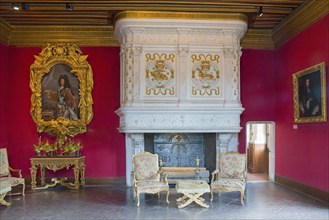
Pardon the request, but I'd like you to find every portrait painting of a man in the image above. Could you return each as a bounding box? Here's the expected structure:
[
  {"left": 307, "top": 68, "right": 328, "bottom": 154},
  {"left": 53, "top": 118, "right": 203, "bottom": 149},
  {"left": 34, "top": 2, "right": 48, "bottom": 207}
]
[
  {"left": 41, "top": 64, "right": 80, "bottom": 121},
  {"left": 298, "top": 73, "right": 321, "bottom": 117},
  {"left": 293, "top": 62, "right": 327, "bottom": 123}
]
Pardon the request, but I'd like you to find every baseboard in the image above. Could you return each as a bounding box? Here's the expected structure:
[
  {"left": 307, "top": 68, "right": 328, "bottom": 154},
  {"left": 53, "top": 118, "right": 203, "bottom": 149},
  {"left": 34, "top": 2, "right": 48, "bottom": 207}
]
[
  {"left": 24, "top": 177, "right": 126, "bottom": 187},
  {"left": 275, "top": 175, "right": 329, "bottom": 205},
  {"left": 85, "top": 177, "right": 126, "bottom": 185}
]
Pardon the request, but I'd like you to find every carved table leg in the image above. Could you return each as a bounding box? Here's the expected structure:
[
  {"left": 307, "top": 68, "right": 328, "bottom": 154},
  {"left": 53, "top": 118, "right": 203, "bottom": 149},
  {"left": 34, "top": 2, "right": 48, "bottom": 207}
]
[
  {"left": 40, "top": 166, "right": 46, "bottom": 186},
  {"left": 177, "top": 193, "right": 209, "bottom": 209},
  {"left": 176, "top": 194, "right": 188, "bottom": 202},
  {"left": 80, "top": 163, "right": 86, "bottom": 186},
  {"left": 73, "top": 166, "right": 80, "bottom": 190},
  {"left": 30, "top": 165, "right": 38, "bottom": 190}
]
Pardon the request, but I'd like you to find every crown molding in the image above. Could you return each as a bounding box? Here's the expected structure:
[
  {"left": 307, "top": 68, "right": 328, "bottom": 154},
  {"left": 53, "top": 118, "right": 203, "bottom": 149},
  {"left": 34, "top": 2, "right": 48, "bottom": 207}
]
[
  {"left": 0, "top": 25, "right": 278, "bottom": 50},
  {"left": 273, "top": 0, "right": 329, "bottom": 48},
  {"left": 114, "top": 11, "right": 248, "bottom": 23},
  {"left": 9, "top": 25, "right": 119, "bottom": 47},
  {"left": 0, "top": 18, "right": 12, "bottom": 45},
  {"left": 241, "top": 29, "right": 274, "bottom": 50}
]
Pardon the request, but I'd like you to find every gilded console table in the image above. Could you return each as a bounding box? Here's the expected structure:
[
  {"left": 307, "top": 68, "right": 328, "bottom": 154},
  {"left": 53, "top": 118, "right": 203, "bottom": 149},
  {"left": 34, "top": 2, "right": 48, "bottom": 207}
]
[{"left": 30, "top": 156, "right": 86, "bottom": 190}]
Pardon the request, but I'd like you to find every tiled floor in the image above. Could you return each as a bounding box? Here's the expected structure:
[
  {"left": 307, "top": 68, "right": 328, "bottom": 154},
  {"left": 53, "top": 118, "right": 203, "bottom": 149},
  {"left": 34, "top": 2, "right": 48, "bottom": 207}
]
[
  {"left": 247, "top": 173, "right": 269, "bottom": 182},
  {"left": 1, "top": 182, "right": 328, "bottom": 220}
]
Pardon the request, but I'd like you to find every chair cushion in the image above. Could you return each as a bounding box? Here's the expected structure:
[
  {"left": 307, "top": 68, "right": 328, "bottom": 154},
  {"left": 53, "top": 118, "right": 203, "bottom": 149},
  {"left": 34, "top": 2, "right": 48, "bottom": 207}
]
[
  {"left": 220, "top": 153, "right": 245, "bottom": 179},
  {"left": 136, "top": 180, "right": 168, "bottom": 190},
  {"left": 3, "top": 177, "right": 25, "bottom": 186},
  {"left": 211, "top": 178, "right": 245, "bottom": 190}
]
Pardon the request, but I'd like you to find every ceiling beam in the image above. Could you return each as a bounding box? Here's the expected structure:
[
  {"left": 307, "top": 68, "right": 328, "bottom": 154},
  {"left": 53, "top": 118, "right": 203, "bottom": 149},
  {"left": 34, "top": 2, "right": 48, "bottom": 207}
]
[
  {"left": 0, "top": 18, "right": 12, "bottom": 45},
  {"left": 273, "top": 0, "right": 329, "bottom": 47}
]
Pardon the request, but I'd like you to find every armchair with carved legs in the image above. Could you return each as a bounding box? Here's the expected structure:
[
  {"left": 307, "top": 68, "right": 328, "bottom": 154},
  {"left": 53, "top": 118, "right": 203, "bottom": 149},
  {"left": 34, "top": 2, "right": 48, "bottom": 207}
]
[
  {"left": 132, "top": 152, "right": 170, "bottom": 207},
  {"left": 210, "top": 151, "right": 247, "bottom": 205}
]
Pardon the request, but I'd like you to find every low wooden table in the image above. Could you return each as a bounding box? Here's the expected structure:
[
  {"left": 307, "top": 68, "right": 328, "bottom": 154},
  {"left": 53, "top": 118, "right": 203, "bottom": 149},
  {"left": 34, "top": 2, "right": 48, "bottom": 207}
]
[
  {"left": 176, "top": 180, "right": 210, "bottom": 208},
  {"left": 30, "top": 156, "right": 86, "bottom": 190}
]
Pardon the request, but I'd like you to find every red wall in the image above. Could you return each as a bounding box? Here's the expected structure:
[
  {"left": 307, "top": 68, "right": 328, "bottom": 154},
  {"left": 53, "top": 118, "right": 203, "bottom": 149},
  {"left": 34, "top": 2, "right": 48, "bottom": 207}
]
[
  {"left": 239, "top": 15, "right": 329, "bottom": 192},
  {"left": 6, "top": 46, "right": 125, "bottom": 178},
  {"left": 239, "top": 49, "right": 277, "bottom": 152},
  {"left": 0, "top": 43, "right": 9, "bottom": 147},
  {"left": 275, "top": 14, "right": 329, "bottom": 192}
]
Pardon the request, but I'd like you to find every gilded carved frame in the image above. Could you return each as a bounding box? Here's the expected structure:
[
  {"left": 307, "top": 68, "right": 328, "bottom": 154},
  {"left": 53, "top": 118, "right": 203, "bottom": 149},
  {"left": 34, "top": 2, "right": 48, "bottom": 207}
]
[
  {"left": 293, "top": 62, "right": 327, "bottom": 123},
  {"left": 30, "top": 43, "right": 94, "bottom": 138}
]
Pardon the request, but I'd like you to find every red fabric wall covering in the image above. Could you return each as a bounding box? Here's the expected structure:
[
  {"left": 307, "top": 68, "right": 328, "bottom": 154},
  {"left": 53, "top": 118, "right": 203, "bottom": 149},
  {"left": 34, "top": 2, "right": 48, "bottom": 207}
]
[
  {"left": 275, "top": 14, "right": 329, "bottom": 192},
  {"left": 6, "top": 46, "right": 125, "bottom": 178},
  {"left": 0, "top": 43, "right": 9, "bottom": 147},
  {"left": 239, "top": 49, "right": 277, "bottom": 153}
]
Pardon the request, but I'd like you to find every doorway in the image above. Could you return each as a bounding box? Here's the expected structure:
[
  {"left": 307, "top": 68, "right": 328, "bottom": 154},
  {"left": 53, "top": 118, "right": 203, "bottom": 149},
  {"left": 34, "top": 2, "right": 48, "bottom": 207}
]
[{"left": 246, "top": 122, "right": 275, "bottom": 182}]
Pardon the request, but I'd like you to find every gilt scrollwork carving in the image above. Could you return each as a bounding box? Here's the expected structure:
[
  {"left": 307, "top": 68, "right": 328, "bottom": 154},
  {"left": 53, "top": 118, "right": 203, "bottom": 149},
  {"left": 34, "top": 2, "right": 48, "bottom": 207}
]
[
  {"left": 191, "top": 54, "right": 221, "bottom": 96},
  {"left": 145, "top": 53, "right": 175, "bottom": 96},
  {"left": 30, "top": 43, "right": 94, "bottom": 138}
]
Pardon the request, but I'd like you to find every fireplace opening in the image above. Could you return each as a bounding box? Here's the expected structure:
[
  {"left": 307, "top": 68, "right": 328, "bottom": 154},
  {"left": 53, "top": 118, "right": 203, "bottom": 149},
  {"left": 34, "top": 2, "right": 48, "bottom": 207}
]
[{"left": 145, "top": 133, "right": 216, "bottom": 183}]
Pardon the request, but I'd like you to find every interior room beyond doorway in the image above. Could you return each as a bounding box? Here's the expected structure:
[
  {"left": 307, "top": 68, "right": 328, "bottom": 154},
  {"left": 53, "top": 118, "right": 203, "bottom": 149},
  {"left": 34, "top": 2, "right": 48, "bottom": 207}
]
[{"left": 246, "top": 122, "right": 275, "bottom": 183}]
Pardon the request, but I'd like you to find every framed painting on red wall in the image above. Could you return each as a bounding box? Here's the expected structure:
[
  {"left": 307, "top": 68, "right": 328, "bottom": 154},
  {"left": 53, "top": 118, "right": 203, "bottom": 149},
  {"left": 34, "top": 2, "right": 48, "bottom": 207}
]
[
  {"left": 30, "top": 43, "right": 94, "bottom": 139},
  {"left": 293, "top": 62, "right": 327, "bottom": 123}
]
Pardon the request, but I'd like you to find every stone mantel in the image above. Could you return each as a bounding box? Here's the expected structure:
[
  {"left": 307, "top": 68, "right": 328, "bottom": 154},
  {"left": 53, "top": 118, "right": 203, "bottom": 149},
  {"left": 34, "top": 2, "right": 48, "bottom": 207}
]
[{"left": 116, "top": 107, "right": 243, "bottom": 133}]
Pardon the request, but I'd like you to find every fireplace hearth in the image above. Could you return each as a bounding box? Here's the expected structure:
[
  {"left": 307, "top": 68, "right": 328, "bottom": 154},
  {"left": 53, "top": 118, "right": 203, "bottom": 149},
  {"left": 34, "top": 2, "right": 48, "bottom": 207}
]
[{"left": 145, "top": 133, "right": 214, "bottom": 183}]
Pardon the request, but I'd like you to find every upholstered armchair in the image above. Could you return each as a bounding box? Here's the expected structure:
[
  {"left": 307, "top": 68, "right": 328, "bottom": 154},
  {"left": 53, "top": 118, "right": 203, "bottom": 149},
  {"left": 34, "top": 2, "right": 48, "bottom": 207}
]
[
  {"left": 0, "top": 148, "right": 25, "bottom": 196},
  {"left": 132, "top": 152, "right": 170, "bottom": 207},
  {"left": 210, "top": 151, "right": 247, "bottom": 205}
]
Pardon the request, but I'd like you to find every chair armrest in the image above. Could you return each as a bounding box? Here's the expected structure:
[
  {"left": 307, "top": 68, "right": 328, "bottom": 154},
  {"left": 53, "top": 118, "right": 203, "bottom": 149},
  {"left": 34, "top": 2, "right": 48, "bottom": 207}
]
[
  {"left": 9, "top": 167, "right": 22, "bottom": 178},
  {"left": 162, "top": 173, "right": 168, "bottom": 185},
  {"left": 132, "top": 171, "right": 137, "bottom": 187},
  {"left": 211, "top": 169, "right": 219, "bottom": 183}
]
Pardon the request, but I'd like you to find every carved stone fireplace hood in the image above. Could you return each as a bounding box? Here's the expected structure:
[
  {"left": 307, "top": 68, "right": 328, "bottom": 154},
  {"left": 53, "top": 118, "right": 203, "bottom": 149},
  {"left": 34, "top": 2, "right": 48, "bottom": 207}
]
[{"left": 114, "top": 11, "right": 247, "bottom": 185}]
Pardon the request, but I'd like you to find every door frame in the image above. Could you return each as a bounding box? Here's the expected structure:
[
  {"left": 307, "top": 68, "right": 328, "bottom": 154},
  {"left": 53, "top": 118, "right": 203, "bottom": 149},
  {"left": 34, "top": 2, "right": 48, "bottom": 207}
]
[{"left": 246, "top": 121, "right": 275, "bottom": 182}]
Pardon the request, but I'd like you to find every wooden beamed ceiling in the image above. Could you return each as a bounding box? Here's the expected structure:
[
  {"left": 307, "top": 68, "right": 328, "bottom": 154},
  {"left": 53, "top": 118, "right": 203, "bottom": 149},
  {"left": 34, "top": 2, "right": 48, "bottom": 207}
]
[{"left": 0, "top": 0, "right": 328, "bottom": 48}]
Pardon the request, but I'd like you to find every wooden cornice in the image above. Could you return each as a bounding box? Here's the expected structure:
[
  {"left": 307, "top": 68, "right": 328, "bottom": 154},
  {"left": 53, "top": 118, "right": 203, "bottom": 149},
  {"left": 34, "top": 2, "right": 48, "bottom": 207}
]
[
  {"left": 272, "top": 0, "right": 329, "bottom": 48},
  {"left": 9, "top": 25, "right": 118, "bottom": 47},
  {"left": 241, "top": 29, "right": 274, "bottom": 50},
  {"left": 5, "top": 24, "right": 275, "bottom": 49},
  {"left": 0, "top": 18, "right": 12, "bottom": 45}
]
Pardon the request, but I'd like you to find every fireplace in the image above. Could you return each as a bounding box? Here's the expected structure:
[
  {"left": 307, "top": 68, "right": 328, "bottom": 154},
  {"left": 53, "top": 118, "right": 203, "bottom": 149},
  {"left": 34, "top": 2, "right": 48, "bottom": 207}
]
[
  {"left": 145, "top": 133, "right": 214, "bottom": 183},
  {"left": 114, "top": 11, "right": 247, "bottom": 186}
]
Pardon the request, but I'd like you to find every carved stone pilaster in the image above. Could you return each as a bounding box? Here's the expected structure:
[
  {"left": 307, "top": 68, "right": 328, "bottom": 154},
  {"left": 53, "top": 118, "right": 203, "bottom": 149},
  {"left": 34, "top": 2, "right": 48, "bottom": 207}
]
[
  {"left": 222, "top": 47, "right": 242, "bottom": 103},
  {"left": 216, "top": 133, "right": 232, "bottom": 153},
  {"left": 125, "top": 133, "right": 145, "bottom": 186},
  {"left": 216, "top": 133, "right": 232, "bottom": 170},
  {"left": 178, "top": 47, "right": 189, "bottom": 100},
  {"left": 122, "top": 47, "right": 134, "bottom": 105},
  {"left": 132, "top": 47, "right": 143, "bottom": 101},
  {"left": 232, "top": 49, "right": 242, "bottom": 101}
]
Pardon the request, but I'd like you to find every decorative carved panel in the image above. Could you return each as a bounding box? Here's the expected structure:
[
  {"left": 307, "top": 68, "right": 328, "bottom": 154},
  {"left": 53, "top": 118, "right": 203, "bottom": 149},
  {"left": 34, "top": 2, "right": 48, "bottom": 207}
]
[
  {"left": 191, "top": 54, "right": 221, "bottom": 96},
  {"left": 145, "top": 53, "right": 175, "bottom": 96}
]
